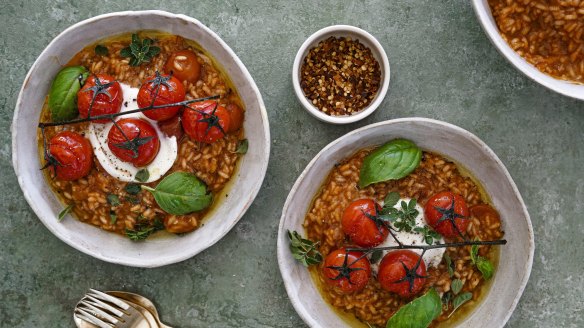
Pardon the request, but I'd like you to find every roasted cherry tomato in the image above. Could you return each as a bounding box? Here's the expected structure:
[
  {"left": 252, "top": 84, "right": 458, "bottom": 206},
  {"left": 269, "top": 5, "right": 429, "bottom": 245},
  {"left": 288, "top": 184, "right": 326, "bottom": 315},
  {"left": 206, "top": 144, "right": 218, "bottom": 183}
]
[
  {"left": 377, "top": 250, "right": 427, "bottom": 298},
  {"left": 77, "top": 74, "right": 123, "bottom": 123},
  {"left": 225, "top": 103, "right": 244, "bottom": 133},
  {"left": 137, "top": 74, "right": 186, "bottom": 121},
  {"left": 107, "top": 118, "right": 160, "bottom": 167},
  {"left": 424, "top": 191, "right": 469, "bottom": 239},
  {"left": 469, "top": 204, "right": 500, "bottom": 222},
  {"left": 164, "top": 50, "right": 202, "bottom": 83},
  {"left": 47, "top": 131, "right": 93, "bottom": 181},
  {"left": 182, "top": 100, "right": 230, "bottom": 144},
  {"left": 157, "top": 115, "right": 184, "bottom": 140},
  {"left": 323, "top": 248, "right": 371, "bottom": 294},
  {"left": 342, "top": 199, "right": 388, "bottom": 247}
]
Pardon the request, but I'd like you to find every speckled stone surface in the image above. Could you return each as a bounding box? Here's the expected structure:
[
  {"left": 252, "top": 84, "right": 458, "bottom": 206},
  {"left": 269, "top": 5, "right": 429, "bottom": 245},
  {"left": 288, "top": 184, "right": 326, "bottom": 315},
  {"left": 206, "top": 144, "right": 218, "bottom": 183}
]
[{"left": 0, "top": 1, "right": 582, "bottom": 327}]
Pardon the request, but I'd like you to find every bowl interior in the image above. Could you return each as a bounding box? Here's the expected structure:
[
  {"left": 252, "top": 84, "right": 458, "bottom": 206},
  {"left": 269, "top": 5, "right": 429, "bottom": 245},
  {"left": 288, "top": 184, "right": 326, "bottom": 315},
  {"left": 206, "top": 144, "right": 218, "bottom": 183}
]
[
  {"left": 277, "top": 118, "right": 533, "bottom": 327},
  {"left": 472, "top": 0, "right": 584, "bottom": 100},
  {"left": 293, "top": 26, "right": 390, "bottom": 123},
  {"left": 12, "top": 11, "right": 270, "bottom": 267}
]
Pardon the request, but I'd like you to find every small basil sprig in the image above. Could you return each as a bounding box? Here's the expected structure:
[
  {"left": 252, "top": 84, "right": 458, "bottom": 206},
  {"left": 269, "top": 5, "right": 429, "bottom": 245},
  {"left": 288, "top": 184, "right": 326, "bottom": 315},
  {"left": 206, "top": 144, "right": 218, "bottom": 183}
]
[
  {"left": 120, "top": 34, "right": 161, "bottom": 66},
  {"left": 142, "top": 172, "right": 212, "bottom": 215},
  {"left": 288, "top": 230, "right": 322, "bottom": 267},
  {"left": 48, "top": 66, "right": 89, "bottom": 121},
  {"left": 386, "top": 289, "right": 441, "bottom": 328},
  {"left": 126, "top": 217, "right": 164, "bottom": 241},
  {"left": 471, "top": 243, "right": 494, "bottom": 279},
  {"left": 359, "top": 139, "right": 422, "bottom": 188}
]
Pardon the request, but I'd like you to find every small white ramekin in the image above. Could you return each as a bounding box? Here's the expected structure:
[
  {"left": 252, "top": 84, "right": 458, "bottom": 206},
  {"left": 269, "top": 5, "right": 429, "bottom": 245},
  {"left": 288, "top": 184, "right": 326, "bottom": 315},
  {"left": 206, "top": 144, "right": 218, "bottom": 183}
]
[{"left": 292, "top": 25, "right": 390, "bottom": 124}]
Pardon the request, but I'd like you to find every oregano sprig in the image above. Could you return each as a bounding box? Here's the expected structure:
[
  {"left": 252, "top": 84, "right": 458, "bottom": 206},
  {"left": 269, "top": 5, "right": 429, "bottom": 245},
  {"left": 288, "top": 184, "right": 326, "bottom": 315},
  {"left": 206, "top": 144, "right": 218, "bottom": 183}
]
[
  {"left": 288, "top": 230, "right": 323, "bottom": 266},
  {"left": 120, "top": 34, "right": 161, "bottom": 66}
]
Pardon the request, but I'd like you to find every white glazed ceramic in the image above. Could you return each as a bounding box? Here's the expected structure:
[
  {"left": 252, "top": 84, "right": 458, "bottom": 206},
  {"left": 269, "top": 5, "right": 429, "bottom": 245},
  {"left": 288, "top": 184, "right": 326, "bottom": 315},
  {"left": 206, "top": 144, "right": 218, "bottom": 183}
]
[
  {"left": 277, "top": 118, "right": 533, "bottom": 327},
  {"left": 472, "top": 0, "right": 584, "bottom": 101},
  {"left": 12, "top": 11, "right": 270, "bottom": 268},
  {"left": 292, "top": 25, "right": 391, "bottom": 124}
]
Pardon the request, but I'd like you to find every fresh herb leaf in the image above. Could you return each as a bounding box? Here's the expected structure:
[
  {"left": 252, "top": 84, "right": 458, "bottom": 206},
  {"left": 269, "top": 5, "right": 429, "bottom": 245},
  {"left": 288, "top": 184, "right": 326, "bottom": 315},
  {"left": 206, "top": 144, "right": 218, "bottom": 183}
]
[
  {"left": 235, "top": 139, "right": 248, "bottom": 154},
  {"left": 110, "top": 210, "right": 117, "bottom": 225},
  {"left": 384, "top": 191, "right": 400, "bottom": 207},
  {"left": 125, "top": 183, "right": 142, "bottom": 195},
  {"left": 370, "top": 250, "right": 383, "bottom": 264},
  {"left": 359, "top": 139, "right": 422, "bottom": 188},
  {"left": 48, "top": 66, "right": 89, "bottom": 121},
  {"left": 124, "top": 195, "right": 140, "bottom": 204},
  {"left": 383, "top": 198, "right": 419, "bottom": 232},
  {"left": 413, "top": 225, "right": 441, "bottom": 245},
  {"left": 449, "top": 292, "right": 472, "bottom": 318},
  {"left": 142, "top": 172, "right": 213, "bottom": 215},
  {"left": 471, "top": 243, "right": 479, "bottom": 263},
  {"left": 476, "top": 257, "right": 494, "bottom": 280},
  {"left": 120, "top": 34, "right": 161, "bottom": 67},
  {"left": 451, "top": 278, "right": 463, "bottom": 295},
  {"left": 444, "top": 253, "right": 454, "bottom": 277},
  {"left": 442, "top": 292, "right": 452, "bottom": 310},
  {"left": 58, "top": 204, "right": 74, "bottom": 221},
  {"left": 107, "top": 194, "right": 121, "bottom": 206},
  {"left": 288, "top": 230, "right": 323, "bottom": 267},
  {"left": 135, "top": 169, "right": 149, "bottom": 182},
  {"left": 125, "top": 218, "right": 164, "bottom": 241},
  {"left": 386, "top": 289, "right": 441, "bottom": 328},
  {"left": 94, "top": 45, "right": 109, "bottom": 56}
]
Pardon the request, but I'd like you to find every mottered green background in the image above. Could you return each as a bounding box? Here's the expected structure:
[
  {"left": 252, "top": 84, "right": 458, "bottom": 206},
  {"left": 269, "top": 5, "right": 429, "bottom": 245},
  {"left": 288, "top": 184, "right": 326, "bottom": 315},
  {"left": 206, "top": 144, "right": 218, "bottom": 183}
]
[{"left": 0, "top": 0, "right": 582, "bottom": 327}]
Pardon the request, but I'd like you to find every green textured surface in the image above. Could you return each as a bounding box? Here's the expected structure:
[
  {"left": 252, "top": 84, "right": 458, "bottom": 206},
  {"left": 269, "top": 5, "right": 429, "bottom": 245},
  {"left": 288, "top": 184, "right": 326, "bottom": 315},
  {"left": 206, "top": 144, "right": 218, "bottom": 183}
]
[{"left": 1, "top": 0, "right": 583, "bottom": 327}]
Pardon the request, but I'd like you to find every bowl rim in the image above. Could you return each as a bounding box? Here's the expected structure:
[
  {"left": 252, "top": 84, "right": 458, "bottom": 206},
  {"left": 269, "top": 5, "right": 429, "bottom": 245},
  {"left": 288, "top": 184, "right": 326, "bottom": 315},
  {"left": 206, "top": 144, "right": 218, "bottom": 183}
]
[
  {"left": 471, "top": 0, "right": 584, "bottom": 101},
  {"left": 11, "top": 10, "right": 271, "bottom": 267},
  {"left": 292, "top": 25, "right": 391, "bottom": 124},
  {"left": 277, "top": 117, "right": 534, "bottom": 327}
]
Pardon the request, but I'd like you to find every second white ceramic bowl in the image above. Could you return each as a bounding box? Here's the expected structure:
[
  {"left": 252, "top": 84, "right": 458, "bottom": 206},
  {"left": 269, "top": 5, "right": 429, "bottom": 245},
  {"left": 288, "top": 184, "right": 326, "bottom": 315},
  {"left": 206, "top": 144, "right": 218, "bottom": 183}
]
[
  {"left": 277, "top": 118, "right": 533, "bottom": 327},
  {"left": 12, "top": 11, "right": 270, "bottom": 267},
  {"left": 292, "top": 25, "right": 391, "bottom": 124},
  {"left": 472, "top": 0, "right": 584, "bottom": 101}
]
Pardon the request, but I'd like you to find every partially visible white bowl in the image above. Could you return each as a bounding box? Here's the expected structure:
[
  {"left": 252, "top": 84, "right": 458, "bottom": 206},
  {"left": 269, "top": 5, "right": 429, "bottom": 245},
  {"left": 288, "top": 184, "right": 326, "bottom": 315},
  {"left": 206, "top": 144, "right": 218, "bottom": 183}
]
[
  {"left": 292, "top": 25, "right": 390, "bottom": 124},
  {"left": 472, "top": 0, "right": 584, "bottom": 100},
  {"left": 11, "top": 11, "right": 270, "bottom": 268},
  {"left": 277, "top": 118, "right": 533, "bottom": 327}
]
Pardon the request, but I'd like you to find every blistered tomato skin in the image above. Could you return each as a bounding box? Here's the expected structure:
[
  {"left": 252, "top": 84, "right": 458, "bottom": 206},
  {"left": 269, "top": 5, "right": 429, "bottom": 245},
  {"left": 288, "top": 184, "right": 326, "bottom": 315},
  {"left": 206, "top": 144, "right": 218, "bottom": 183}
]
[
  {"left": 164, "top": 50, "right": 202, "bottom": 83},
  {"left": 48, "top": 131, "right": 93, "bottom": 181},
  {"left": 377, "top": 250, "right": 427, "bottom": 298},
  {"left": 342, "top": 199, "right": 389, "bottom": 247},
  {"left": 77, "top": 74, "right": 123, "bottom": 123},
  {"left": 107, "top": 118, "right": 160, "bottom": 167},
  {"left": 137, "top": 74, "right": 186, "bottom": 121},
  {"left": 424, "top": 191, "right": 470, "bottom": 239},
  {"left": 182, "top": 100, "right": 231, "bottom": 144},
  {"left": 322, "top": 248, "right": 371, "bottom": 294}
]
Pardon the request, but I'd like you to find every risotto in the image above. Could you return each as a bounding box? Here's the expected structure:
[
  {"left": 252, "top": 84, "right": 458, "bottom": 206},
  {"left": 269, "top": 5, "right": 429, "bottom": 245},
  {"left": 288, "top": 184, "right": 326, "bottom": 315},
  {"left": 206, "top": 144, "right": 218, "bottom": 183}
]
[
  {"left": 38, "top": 32, "right": 246, "bottom": 239},
  {"left": 300, "top": 143, "right": 504, "bottom": 327}
]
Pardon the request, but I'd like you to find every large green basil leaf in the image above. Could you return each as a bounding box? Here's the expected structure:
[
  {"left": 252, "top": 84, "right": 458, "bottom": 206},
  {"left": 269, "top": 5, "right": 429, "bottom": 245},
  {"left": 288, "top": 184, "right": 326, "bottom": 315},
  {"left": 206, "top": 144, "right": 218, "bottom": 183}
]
[
  {"left": 142, "top": 172, "right": 212, "bottom": 215},
  {"left": 386, "top": 289, "right": 441, "bottom": 328},
  {"left": 359, "top": 139, "right": 422, "bottom": 188},
  {"left": 48, "top": 66, "right": 88, "bottom": 121}
]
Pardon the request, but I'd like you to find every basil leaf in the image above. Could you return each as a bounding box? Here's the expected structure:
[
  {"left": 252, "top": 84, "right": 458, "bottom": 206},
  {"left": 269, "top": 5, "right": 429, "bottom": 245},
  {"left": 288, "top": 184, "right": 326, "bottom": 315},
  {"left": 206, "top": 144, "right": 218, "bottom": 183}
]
[
  {"left": 48, "top": 66, "right": 88, "bottom": 121},
  {"left": 449, "top": 292, "right": 473, "bottom": 317},
  {"left": 235, "top": 139, "right": 248, "bottom": 154},
  {"left": 386, "top": 289, "right": 441, "bottom": 328},
  {"left": 135, "top": 169, "right": 149, "bottom": 182},
  {"left": 370, "top": 250, "right": 383, "bottom": 264},
  {"left": 359, "top": 139, "right": 422, "bottom": 188},
  {"left": 476, "top": 256, "right": 494, "bottom": 280},
  {"left": 471, "top": 244, "right": 479, "bottom": 264},
  {"left": 110, "top": 211, "right": 117, "bottom": 225},
  {"left": 58, "top": 204, "right": 74, "bottom": 221},
  {"left": 451, "top": 279, "right": 463, "bottom": 295},
  {"left": 384, "top": 191, "right": 400, "bottom": 207},
  {"left": 142, "top": 172, "right": 212, "bottom": 215}
]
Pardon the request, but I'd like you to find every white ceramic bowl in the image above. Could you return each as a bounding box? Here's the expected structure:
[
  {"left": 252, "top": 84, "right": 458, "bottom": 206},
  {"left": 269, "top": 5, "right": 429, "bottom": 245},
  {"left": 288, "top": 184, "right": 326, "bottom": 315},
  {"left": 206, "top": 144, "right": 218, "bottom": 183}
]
[
  {"left": 292, "top": 25, "right": 390, "bottom": 124},
  {"left": 472, "top": 0, "right": 584, "bottom": 100},
  {"left": 11, "top": 11, "right": 270, "bottom": 268},
  {"left": 277, "top": 118, "right": 533, "bottom": 327}
]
